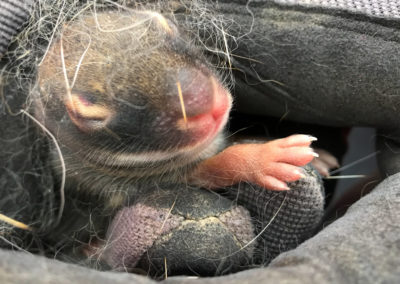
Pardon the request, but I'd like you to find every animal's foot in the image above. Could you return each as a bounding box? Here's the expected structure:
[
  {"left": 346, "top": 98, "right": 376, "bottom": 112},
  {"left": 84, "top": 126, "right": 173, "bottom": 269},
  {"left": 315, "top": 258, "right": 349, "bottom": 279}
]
[
  {"left": 190, "top": 134, "right": 318, "bottom": 190},
  {"left": 242, "top": 134, "right": 318, "bottom": 190}
]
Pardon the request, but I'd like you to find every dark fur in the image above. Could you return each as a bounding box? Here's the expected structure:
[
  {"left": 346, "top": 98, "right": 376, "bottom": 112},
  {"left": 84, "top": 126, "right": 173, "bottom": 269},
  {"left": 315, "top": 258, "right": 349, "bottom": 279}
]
[
  {"left": 0, "top": 3, "right": 237, "bottom": 266},
  {"left": 35, "top": 11, "right": 228, "bottom": 205}
]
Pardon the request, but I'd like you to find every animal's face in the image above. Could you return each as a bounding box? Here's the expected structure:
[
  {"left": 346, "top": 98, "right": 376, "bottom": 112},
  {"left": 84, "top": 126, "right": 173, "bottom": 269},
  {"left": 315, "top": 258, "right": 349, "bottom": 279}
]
[{"left": 36, "top": 11, "right": 231, "bottom": 172}]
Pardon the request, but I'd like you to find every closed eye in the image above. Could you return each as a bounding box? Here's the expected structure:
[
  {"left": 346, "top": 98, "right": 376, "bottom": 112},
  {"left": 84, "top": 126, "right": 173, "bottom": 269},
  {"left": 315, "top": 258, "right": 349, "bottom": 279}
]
[{"left": 65, "top": 93, "right": 114, "bottom": 132}]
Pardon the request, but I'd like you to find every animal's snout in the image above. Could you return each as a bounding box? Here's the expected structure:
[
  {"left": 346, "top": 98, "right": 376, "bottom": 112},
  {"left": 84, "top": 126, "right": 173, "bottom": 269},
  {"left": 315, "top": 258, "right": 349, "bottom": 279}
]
[
  {"left": 171, "top": 68, "right": 232, "bottom": 142},
  {"left": 173, "top": 68, "right": 215, "bottom": 118},
  {"left": 168, "top": 67, "right": 232, "bottom": 131}
]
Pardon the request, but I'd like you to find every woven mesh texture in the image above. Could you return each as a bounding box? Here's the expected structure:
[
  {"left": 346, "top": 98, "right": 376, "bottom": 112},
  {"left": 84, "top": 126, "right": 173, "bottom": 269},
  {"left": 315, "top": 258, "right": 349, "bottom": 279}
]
[
  {"left": 0, "top": 0, "right": 33, "bottom": 58},
  {"left": 104, "top": 166, "right": 324, "bottom": 271},
  {"left": 224, "top": 165, "right": 324, "bottom": 264},
  {"left": 273, "top": 0, "right": 400, "bottom": 19}
]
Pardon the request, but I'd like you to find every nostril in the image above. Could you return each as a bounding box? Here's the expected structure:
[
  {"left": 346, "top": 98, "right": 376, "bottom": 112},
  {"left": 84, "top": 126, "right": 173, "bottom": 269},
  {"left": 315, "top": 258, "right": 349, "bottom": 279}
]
[{"left": 174, "top": 68, "right": 214, "bottom": 118}]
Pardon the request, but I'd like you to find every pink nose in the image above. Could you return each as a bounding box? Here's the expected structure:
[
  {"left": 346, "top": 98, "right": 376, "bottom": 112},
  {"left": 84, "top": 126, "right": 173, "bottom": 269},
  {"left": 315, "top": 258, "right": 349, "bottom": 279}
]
[{"left": 170, "top": 68, "right": 214, "bottom": 118}]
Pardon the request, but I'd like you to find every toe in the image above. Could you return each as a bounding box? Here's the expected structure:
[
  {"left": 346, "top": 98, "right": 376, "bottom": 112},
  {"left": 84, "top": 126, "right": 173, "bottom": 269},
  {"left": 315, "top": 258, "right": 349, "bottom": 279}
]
[
  {"left": 262, "top": 163, "right": 306, "bottom": 183},
  {"left": 273, "top": 134, "right": 317, "bottom": 148},
  {"left": 275, "top": 146, "right": 318, "bottom": 166},
  {"left": 254, "top": 174, "right": 290, "bottom": 191}
]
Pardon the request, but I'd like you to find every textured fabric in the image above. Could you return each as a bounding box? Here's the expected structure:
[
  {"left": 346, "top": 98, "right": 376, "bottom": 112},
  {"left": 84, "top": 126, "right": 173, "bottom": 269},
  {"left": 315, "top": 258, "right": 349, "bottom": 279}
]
[
  {"left": 224, "top": 165, "right": 324, "bottom": 264},
  {"left": 218, "top": 1, "right": 400, "bottom": 129},
  {"left": 0, "top": 172, "right": 398, "bottom": 283},
  {"left": 0, "top": 0, "right": 33, "bottom": 58},
  {"left": 167, "top": 172, "right": 400, "bottom": 284},
  {"left": 101, "top": 166, "right": 323, "bottom": 275},
  {"left": 104, "top": 187, "right": 257, "bottom": 276},
  {"left": 216, "top": 1, "right": 400, "bottom": 174},
  {"left": 272, "top": 0, "right": 400, "bottom": 19}
]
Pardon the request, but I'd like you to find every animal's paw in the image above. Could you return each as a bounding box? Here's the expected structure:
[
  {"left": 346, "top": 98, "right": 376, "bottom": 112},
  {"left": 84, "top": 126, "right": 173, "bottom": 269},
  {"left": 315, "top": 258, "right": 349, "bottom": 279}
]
[
  {"left": 190, "top": 134, "right": 318, "bottom": 190},
  {"left": 242, "top": 134, "right": 318, "bottom": 190}
]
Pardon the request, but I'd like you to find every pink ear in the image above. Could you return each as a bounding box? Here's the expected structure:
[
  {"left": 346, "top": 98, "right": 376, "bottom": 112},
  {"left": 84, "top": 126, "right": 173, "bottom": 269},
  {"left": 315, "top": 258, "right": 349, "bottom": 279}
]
[{"left": 64, "top": 94, "right": 114, "bottom": 132}]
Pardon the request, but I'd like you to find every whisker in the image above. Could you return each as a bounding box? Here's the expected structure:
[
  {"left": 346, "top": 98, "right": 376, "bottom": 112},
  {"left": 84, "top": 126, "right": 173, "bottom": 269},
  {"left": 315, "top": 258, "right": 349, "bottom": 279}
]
[
  {"left": 231, "top": 53, "right": 264, "bottom": 64},
  {"left": 329, "top": 151, "right": 380, "bottom": 175},
  {"left": 0, "top": 213, "right": 31, "bottom": 231},
  {"left": 176, "top": 81, "right": 187, "bottom": 124},
  {"left": 325, "top": 175, "right": 367, "bottom": 179}
]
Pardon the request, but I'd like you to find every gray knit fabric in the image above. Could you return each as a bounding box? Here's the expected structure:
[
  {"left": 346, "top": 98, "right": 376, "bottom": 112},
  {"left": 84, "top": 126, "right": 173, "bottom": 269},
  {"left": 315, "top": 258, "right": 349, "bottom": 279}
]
[
  {"left": 0, "top": 0, "right": 33, "bottom": 58},
  {"left": 272, "top": 0, "right": 400, "bottom": 19},
  {"left": 0, "top": 172, "right": 398, "bottom": 283},
  {"left": 225, "top": 165, "right": 324, "bottom": 264},
  {"left": 101, "top": 168, "right": 324, "bottom": 274}
]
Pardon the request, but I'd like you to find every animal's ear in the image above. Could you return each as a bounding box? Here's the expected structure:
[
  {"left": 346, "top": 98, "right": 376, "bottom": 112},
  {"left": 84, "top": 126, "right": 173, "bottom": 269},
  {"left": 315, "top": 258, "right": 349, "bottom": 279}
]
[{"left": 64, "top": 93, "right": 114, "bottom": 132}]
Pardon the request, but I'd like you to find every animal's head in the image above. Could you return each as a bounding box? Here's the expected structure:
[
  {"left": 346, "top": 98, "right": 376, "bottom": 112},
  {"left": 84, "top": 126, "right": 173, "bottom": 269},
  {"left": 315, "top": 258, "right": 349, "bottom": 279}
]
[{"left": 35, "top": 10, "right": 232, "bottom": 178}]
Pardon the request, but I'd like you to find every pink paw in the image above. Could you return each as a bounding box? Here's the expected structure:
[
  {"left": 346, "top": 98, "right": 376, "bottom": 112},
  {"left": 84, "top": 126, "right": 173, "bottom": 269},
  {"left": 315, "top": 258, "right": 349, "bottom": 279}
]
[
  {"left": 246, "top": 134, "right": 318, "bottom": 191},
  {"left": 190, "top": 134, "right": 318, "bottom": 191}
]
